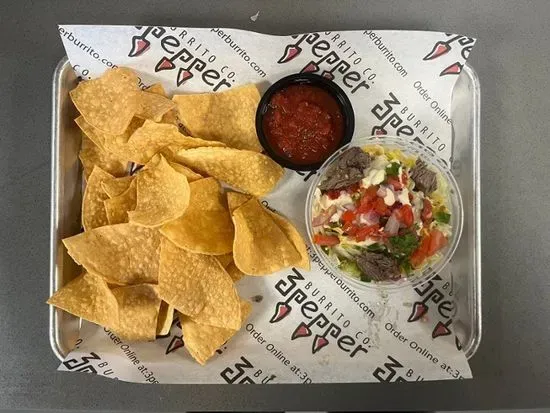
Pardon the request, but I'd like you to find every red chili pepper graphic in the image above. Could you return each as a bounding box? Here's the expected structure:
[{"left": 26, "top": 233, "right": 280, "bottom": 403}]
[
  {"left": 165, "top": 335, "right": 184, "bottom": 355},
  {"left": 300, "top": 62, "right": 319, "bottom": 74},
  {"left": 177, "top": 68, "right": 193, "bottom": 86},
  {"left": 291, "top": 322, "right": 312, "bottom": 339},
  {"left": 423, "top": 41, "right": 452, "bottom": 61},
  {"left": 321, "top": 70, "right": 334, "bottom": 80},
  {"left": 408, "top": 302, "right": 429, "bottom": 322},
  {"left": 432, "top": 320, "right": 452, "bottom": 339},
  {"left": 371, "top": 126, "right": 388, "bottom": 136},
  {"left": 270, "top": 302, "right": 291, "bottom": 323},
  {"left": 312, "top": 335, "right": 330, "bottom": 354},
  {"left": 276, "top": 33, "right": 321, "bottom": 64},
  {"left": 128, "top": 36, "right": 151, "bottom": 57},
  {"left": 155, "top": 56, "right": 176, "bottom": 72},
  {"left": 440, "top": 62, "right": 463, "bottom": 76},
  {"left": 423, "top": 34, "right": 465, "bottom": 61},
  {"left": 455, "top": 336, "right": 463, "bottom": 351},
  {"left": 278, "top": 44, "right": 302, "bottom": 64}
]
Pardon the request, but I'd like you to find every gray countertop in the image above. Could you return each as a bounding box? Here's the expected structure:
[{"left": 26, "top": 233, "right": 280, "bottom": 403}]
[{"left": 1, "top": 0, "right": 549, "bottom": 411}]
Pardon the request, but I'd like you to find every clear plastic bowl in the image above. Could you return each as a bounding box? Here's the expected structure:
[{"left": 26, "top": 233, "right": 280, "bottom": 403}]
[{"left": 305, "top": 136, "right": 464, "bottom": 293}]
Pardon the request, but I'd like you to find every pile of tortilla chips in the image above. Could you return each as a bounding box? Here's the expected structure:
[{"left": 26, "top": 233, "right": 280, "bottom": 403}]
[{"left": 48, "top": 67, "right": 310, "bottom": 365}]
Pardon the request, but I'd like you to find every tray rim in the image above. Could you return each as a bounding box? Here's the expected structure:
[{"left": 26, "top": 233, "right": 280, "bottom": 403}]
[
  {"left": 461, "top": 63, "right": 482, "bottom": 360},
  {"left": 49, "top": 56, "right": 482, "bottom": 362}
]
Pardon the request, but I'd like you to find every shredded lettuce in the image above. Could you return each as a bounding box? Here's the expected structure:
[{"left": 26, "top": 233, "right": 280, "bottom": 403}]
[
  {"left": 338, "top": 259, "right": 362, "bottom": 279},
  {"left": 334, "top": 244, "right": 362, "bottom": 260},
  {"left": 434, "top": 211, "right": 451, "bottom": 224}
]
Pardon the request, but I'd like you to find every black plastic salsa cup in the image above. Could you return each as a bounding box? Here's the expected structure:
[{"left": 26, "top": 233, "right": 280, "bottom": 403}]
[{"left": 255, "top": 73, "right": 355, "bottom": 171}]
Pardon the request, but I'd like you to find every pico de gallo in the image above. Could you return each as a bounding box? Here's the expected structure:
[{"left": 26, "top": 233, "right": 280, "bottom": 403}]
[{"left": 311, "top": 145, "right": 452, "bottom": 282}]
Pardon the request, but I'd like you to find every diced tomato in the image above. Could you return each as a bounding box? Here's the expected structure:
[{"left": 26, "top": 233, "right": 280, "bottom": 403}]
[
  {"left": 313, "top": 233, "right": 340, "bottom": 246},
  {"left": 342, "top": 221, "right": 359, "bottom": 236},
  {"left": 410, "top": 249, "right": 427, "bottom": 268},
  {"left": 421, "top": 198, "right": 433, "bottom": 223},
  {"left": 342, "top": 210, "right": 356, "bottom": 224},
  {"left": 357, "top": 186, "right": 386, "bottom": 214},
  {"left": 355, "top": 224, "right": 380, "bottom": 242},
  {"left": 387, "top": 176, "right": 403, "bottom": 190},
  {"left": 401, "top": 171, "right": 409, "bottom": 185},
  {"left": 357, "top": 197, "right": 372, "bottom": 213},
  {"left": 410, "top": 229, "right": 448, "bottom": 267},
  {"left": 373, "top": 197, "right": 390, "bottom": 216},
  {"left": 410, "top": 236, "right": 430, "bottom": 267},
  {"left": 326, "top": 189, "right": 341, "bottom": 199},
  {"left": 361, "top": 185, "right": 379, "bottom": 201},
  {"left": 427, "top": 229, "right": 448, "bottom": 255},
  {"left": 394, "top": 204, "right": 414, "bottom": 227},
  {"left": 356, "top": 199, "right": 370, "bottom": 213}
]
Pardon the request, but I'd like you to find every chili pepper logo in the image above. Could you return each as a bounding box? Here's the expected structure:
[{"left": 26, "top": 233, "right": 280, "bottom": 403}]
[
  {"left": 128, "top": 36, "right": 151, "bottom": 57},
  {"left": 269, "top": 287, "right": 307, "bottom": 323},
  {"left": 165, "top": 335, "right": 185, "bottom": 355},
  {"left": 164, "top": 318, "right": 184, "bottom": 354},
  {"left": 407, "top": 274, "right": 457, "bottom": 340},
  {"left": 455, "top": 336, "right": 463, "bottom": 351},
  {"left": 127, "top": 26, "right": 167, "bottom": 57},
  {"left": 408, "top": 301, "right": 429, "bottom": 322},
  {"left": 277, "top": 33, "right": 321, "bottom": 64},
  {"left": 290, "top": 313, "right": 341, "bottom": 354},
  {"left": 440, "top": 62, "right": 463, "bottom": 77},
  {"left": 432, "top": 319, "right": 452, "bottom": 339},
  {"left": 423, "top": 34, "right": 474, "bottom": 76}
]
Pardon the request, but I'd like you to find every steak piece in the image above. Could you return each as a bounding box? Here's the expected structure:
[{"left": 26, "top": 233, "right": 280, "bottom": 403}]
[
  {"left": 356, "top": 252, "right": 400, "bottom": 281},
  {"left": 410, "top": 159, "right": 438, "bottom": 194},
  {"left": 318, "top": 147, "right": 372, "bottom": 191}
]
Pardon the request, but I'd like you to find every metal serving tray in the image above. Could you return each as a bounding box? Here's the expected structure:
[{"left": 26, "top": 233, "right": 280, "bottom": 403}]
[{"left": 49, "top": 57, "right": 481, "bottom": 361}]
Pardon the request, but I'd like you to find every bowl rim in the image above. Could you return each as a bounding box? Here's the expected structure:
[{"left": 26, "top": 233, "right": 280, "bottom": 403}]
[
  {"left": 255, "top": 72, "right": 355, "bottom": 171},
  {"left": 305, "top": 135, "right": 464, "bottom": 293}
]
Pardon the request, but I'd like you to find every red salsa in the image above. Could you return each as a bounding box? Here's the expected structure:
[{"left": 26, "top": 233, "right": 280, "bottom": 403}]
[{"left": 262, "top": 84, "right": 344, "bottom": 165}]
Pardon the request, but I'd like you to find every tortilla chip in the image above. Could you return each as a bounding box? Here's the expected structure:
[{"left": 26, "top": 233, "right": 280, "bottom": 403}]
[
  {"left": 180, "top": 300, "right": 251, "bottom": 365},
  {"left": 47, "top": 272, "right": 118, "bottom": 328},
  {"left": 161, "top": 178, "right": 234, "bottom": 255},
  {"left": 160, "top": 108, "right": 180, "bottom": 127},
  {"left": 145, "top": 83, "right": 166, "bottom": 96},
  {"left": 215, "top": 253, "right": 233, "bottom": 269},
  {"left": 232, "top": 199, "right": 301, "bottom": 275},
  {"left": 70, "top": 67, "right": 140, "bottom": 135},
  {"left": 111, "top": 120, "right": 224, "bottom": 165},
  {"left": 158, "top": 238, "right": 240, "bottom": 329},
  {"left": 173, "top": 84, "right": 262, "bottom": 151},
  {"left": 104, "top": 179, "right": 137, "bottom": 224},
  {"left": 157, "top": 301, "right": 175, "bottom": 336},
  {"left": 89, "top": 117, "right": 145, "bottom": 157},
  {"left": 136, "top": 90, "right": 176, "bottom": 122},
  {"left": 226, "top": 192, "right": 309, "bottom": 271},
  {"left": 266, "top": 210, "right": 310, "bottom": 271},
  {"left": 101, "top": 176, "right": 134, "bottom": 198},
  {"left": 129, "top": 155, "right": 190, "bottom": 227},
  {"left": 161, "top": 140, "right": 226, "bottom": 164},
  {"left": 177, "top": 147, "right": 284, "bottom": 197},
  {"left": 82, "top": 167, "right": 113, "bottom": 231},
  {"left": 111, "top": 284, "right": 160, "bottom": 341},
  {"left": 168, "top": 162, "right": 203, "bottom": 182},
  {"left": 226, "top": 261, "right": 246, "bottom": 282},
  {"left": 76, "top": 116, "right": 106, "bottom": 150},
  {"left": 63, "top": 223, "right": 161, "bottom": 285},
  {"left": 227, "top": 192, "right": 251, "bottom": 213},
  {"left": 79, "top": 135, "right": 128, "bottom": 181}
]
